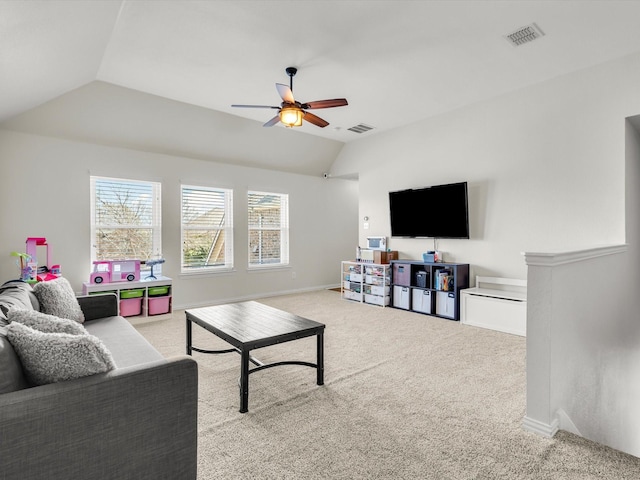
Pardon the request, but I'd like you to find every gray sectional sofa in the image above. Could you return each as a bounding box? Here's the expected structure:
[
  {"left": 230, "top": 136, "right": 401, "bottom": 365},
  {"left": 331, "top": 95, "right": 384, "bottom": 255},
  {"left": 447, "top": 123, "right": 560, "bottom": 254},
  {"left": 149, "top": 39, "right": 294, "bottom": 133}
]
[{"left": 0, "top": 280, "right": 198, "bottom": 480}]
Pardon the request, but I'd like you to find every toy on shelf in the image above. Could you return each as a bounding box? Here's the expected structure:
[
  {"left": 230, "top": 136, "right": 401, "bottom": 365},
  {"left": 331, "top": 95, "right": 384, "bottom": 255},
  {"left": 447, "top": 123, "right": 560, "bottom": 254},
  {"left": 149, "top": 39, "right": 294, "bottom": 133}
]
[
  {"left": 18, "top": 237, "right": 62, "bottom": 282},
  {"left": 36, "top": 268, "right": 60, "bottom": 282},
  {"left": 144, "top": 258, "right": 165, "bottom": 280},
  {"left": 11, "top": 251, "right": 35, "bottom": 282},
  {"left": 90, "top": 260, "right": 141, "bottom": 284}
]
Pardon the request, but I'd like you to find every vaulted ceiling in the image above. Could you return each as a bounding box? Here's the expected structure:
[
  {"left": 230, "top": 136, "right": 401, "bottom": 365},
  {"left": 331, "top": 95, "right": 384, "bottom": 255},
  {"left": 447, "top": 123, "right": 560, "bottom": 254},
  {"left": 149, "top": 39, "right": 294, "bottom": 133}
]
[{"left": 3, "top": 1, "right": 640, "bottom": 175}]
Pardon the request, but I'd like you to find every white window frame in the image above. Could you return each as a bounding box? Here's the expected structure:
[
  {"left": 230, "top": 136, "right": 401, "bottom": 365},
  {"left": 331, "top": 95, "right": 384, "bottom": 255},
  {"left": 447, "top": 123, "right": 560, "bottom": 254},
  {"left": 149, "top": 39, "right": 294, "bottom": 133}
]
[
  {"left": 181, "top": 184, "right": 234, "bottom": 274},
  {"left": 90, "top": 176, "right": 162, "bottom": 267},
  {"left": 248, "top": 190, "right": 289, "bottom": 268}
]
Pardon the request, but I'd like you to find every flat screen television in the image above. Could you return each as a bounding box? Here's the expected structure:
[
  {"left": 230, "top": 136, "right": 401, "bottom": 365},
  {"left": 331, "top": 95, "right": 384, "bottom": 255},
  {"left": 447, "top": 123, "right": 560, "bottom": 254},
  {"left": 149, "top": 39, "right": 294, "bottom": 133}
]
[{"left": 389, "top": 181, "right": 469, "bottom": 238}]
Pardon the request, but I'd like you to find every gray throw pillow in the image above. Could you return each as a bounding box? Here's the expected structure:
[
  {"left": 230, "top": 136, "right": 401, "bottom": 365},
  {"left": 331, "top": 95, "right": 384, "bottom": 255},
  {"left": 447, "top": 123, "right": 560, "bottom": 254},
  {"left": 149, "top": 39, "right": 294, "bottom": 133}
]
[
  {"left": 7, "top": 309, "right": 87, "bottom": 335},
  {"left": 6, "top": 322, "right": 116, "bottom": 385},
  {"left": 0, "top": 281, "right": 39, "bottom": 323},
  {"left": 33, "top": 277, "right": 85, "bottom": 323}
]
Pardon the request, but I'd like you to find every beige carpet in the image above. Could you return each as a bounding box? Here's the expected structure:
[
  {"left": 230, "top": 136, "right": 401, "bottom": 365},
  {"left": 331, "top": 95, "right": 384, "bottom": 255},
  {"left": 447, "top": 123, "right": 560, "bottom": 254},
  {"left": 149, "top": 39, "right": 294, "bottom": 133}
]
[{"left": 135, "top": 289, "right": 640, "bottom": 479}]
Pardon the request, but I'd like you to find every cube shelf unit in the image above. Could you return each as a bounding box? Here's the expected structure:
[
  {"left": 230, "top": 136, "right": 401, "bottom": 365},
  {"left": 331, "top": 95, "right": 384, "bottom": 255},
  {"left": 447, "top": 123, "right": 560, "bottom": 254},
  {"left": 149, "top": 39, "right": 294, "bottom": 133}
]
[
  {"left": 82, "top": 276, "right": 172, "bottom": 317},
  {"left": 390, "top": 260, "right": 469, "bottom": 320},
  {"left": 341, "top": 261, "right": 391, "bottom": 307}
]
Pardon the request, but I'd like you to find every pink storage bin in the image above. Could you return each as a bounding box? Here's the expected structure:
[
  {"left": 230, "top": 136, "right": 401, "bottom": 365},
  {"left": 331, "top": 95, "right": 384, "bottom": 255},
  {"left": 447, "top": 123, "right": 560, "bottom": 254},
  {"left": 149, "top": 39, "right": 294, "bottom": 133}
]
[
  {"left": 392, "top": 263, "right": 411, "bottom": 286},
  {"left": 148, "top": 296, "right": 171, "bottom": 315},
  {"left": 120, "top": 298, "right": 142, "bottom": 317}
]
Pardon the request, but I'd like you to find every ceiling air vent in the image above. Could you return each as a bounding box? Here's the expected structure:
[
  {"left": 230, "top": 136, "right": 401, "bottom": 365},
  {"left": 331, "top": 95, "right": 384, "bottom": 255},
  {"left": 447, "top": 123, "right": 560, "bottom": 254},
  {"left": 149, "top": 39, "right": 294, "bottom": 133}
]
[
  {"left": 347, "top": 123, "right": 374, "bottom": 134},
  {"left": 505, "top": 23, "right": 545, "bottom": 47}
]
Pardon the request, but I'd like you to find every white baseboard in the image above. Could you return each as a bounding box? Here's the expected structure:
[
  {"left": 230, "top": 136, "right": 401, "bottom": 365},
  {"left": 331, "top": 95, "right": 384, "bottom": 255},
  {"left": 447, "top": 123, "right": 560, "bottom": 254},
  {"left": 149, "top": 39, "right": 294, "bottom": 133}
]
[
  {"left": 173, "top": 284, "right": 336, "bottom": 312},
  {"left": 522, "top": 415, "right": 559, "bottom": 438}
]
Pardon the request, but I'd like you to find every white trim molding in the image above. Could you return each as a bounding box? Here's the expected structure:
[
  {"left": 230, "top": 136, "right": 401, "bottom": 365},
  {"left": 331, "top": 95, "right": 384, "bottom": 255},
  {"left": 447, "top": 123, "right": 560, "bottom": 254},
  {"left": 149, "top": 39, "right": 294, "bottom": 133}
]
[
  {"left": 522, "top": 416, "right": 559, "bottom": 438},
  {"left": 523, "top": 244, "right": 627, "bottom": 267}
]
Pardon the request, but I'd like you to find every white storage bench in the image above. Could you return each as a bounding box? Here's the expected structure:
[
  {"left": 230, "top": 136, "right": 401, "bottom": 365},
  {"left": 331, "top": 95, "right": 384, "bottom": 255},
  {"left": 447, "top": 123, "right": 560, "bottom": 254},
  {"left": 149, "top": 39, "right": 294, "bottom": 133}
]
[{"left": 460, "top": 276, "right": 527, "bottom": 336}]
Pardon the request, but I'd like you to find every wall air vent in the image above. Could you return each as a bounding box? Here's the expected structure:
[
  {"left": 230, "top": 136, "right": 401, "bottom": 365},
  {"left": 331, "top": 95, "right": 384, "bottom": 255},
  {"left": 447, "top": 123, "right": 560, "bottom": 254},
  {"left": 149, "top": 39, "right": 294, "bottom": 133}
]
[
  {"left": 505, "top": 23, "right": 545, "bottom": 47},
  {"left": 347, "top": 123, "right": 374, "bottom": 134}
]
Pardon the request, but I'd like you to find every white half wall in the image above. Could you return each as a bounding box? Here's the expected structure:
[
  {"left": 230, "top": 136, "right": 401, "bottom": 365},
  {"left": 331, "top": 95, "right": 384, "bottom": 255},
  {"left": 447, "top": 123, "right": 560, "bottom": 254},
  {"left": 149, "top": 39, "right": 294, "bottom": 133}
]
[
  {"left": 523, "top": 245, "right": 640, "bottom": 457},
  {"left": 0, "top": 130, "right": 358, "bottom": 307}
]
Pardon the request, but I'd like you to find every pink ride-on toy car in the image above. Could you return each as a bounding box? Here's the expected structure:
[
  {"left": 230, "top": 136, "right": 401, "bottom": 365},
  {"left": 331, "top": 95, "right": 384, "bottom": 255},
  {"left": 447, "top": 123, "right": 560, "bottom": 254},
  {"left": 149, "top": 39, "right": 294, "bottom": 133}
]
[{"left": 90, "top": 260, "right": 141, "bottom": 284}]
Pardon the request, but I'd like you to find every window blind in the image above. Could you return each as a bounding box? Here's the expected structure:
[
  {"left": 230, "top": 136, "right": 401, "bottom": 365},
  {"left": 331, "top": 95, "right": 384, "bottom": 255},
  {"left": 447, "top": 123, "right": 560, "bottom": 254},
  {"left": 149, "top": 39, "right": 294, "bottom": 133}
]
[
  {"left": 248, "top": 191, "right": 289, "bottom": 266},
  {"left": 181, "top": 185, "right": 233, "bottom": 271},
  {"left": 90, "top": 176, "right": 161, "bottom": 261}
]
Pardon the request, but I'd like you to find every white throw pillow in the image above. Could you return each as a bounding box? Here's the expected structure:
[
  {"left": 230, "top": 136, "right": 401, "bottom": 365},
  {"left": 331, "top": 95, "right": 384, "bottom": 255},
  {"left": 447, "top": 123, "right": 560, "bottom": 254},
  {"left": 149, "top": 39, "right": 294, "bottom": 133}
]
[
  {"left": 6, "top": 322, "right": 116, "bottom": 385},
  {"left": 7, "top": 309, "right": 87, "bottom": 335},
  {"left": 33, "top": 277, "right": 85, "bottom": 323}
]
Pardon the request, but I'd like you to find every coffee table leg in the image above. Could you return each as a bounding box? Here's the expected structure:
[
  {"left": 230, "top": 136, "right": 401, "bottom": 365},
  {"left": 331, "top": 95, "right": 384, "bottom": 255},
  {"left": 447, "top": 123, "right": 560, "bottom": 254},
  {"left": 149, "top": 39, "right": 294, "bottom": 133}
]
[
  {"left": 240, "top": 349, "right": 250, "bottom": 413},
  {"left": 186, "top": 318, "right": 192, "bottom": 356},
  {"left": 317, "top": 331, "right": 324, "bottom": 386}
]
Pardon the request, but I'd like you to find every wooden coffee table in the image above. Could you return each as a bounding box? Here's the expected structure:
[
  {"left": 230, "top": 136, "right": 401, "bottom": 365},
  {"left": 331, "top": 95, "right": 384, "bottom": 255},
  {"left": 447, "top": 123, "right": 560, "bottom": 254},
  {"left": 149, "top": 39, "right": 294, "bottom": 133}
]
[{"left": 185, "top": 301, "right": 325, "bottom": 413}]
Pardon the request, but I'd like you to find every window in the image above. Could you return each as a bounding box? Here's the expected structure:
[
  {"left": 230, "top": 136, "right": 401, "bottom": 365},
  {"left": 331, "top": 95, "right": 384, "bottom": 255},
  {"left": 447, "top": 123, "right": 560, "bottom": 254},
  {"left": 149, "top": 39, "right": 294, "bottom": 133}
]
[
  {"left": 90, "top": 176, "right": 162, "bottom": 262},
  {"left": 181, "top": 185, "right": 233, "bottom": 272},
  {"left": 248, "top": 191, "right": 289, "bottom": 267}
]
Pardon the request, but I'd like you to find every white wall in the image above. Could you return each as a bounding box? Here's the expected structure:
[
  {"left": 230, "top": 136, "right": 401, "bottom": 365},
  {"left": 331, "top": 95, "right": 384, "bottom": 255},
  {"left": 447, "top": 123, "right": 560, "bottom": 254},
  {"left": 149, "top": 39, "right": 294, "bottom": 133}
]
[
  {"left": 331, "top": 51, "right": 640, "bottom": 280},
  {"left": 1, "top": 81, "right": 346, "bottom": 178},
  {"left": 0, "top": 130, "right": 358, "bottom": 307},
  {"left": 329, "top": 50, "right": 640, "bottom": 457}
]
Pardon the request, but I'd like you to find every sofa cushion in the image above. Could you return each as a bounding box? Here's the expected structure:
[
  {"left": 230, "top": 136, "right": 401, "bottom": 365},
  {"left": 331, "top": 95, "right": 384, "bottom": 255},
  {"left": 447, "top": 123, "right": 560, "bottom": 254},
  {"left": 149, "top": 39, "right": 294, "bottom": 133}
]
[
  {"left": 33, "top": 277, "right": 84, "bottom": 323},
  {"left": 0, "top": 281, "right": 39, "bottom": 324},
  {"left": 0, "top": 327, "right": 29, "bottom": 393},
  {"left": 8, "top": 309, "right": 87, "bottom": 335},
  {"left": 6, "top": 322, "right": 116, "bottom": 385},
  {"left": 84, "top": 315, "right": 165, "bottom": 368}
]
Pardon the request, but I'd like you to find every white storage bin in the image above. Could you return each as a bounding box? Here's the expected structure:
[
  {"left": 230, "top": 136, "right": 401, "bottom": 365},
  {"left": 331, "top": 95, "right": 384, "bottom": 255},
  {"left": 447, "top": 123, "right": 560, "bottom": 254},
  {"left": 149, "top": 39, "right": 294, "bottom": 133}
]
[
  {"left": 365, "top": 266, "right": 381, "bottom": 275},
  {"left": 412, "top": 289, "right": 432, "bottom": 314},
  {"left": 365, "top": 274, "right": 386, "bottom": 285},
  {"left": 436, "top": 291, "right": 456, "bottom": 318},
  {"left": 344, "top": 291, "right": 363, "bottom": 302},
  {"left": 368, "top": 285, "right": 390, "bottom": 296},
  {"left": 365, "top": 294, "right": 390, "bottom": 306},
  {"left": 348, "top": 273, "right": 362, "bottom": 282},
  {"left": 393, "top": 286, "right": 410, "bottom": 310}
]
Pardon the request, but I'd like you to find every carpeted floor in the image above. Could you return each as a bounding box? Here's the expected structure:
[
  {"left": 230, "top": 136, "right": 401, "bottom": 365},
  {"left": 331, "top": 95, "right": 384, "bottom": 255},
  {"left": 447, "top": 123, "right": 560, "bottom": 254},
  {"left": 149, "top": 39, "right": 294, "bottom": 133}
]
[{"left": 134, "top": 289, "right": 640, "bottom": 479}]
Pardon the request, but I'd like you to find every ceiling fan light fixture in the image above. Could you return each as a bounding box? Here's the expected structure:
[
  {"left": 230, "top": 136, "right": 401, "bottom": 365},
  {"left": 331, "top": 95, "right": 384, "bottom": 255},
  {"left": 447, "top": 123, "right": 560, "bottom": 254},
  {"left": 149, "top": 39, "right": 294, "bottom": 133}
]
[
  {"left": 279, "top": 106, "right": 304, "bottom": 127},
  {"left": 232, "top": 67, "right": 346, "bottom": 129}
]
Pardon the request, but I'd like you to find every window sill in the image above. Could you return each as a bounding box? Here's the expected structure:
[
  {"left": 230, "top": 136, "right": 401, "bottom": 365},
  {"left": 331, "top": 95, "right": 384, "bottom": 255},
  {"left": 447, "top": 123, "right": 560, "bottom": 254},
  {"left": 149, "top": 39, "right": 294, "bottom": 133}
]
[
  {"left": 180, "top": 268, "right": 236, "bottom": 278},
  {"left": 246, "top": 264, "right": 290, "bottom": 273}
]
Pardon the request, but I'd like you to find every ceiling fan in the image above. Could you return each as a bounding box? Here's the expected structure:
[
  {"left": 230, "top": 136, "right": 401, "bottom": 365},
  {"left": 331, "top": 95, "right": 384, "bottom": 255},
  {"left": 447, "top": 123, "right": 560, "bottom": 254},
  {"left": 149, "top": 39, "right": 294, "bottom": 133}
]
[{"left": 231, "top": 67, "right": 348, "bottom": 128}]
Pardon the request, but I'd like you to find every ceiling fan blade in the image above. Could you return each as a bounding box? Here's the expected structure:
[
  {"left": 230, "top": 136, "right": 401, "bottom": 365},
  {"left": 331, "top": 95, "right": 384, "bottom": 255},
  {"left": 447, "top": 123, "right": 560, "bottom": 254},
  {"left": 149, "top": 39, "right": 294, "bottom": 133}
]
[
  {"left": 231, "top": 104, "right": 280, "bottom": 109},
  {"left": 303, "top": 111, "right": 329, "bottom": 128},
  {"left": 276, "top": 83, "right": 295, "bottom": 103},
  {"left": 263, "top": 115, "right": 280, "bottom": 127},
  {"left": 302, "top": 98, "right": 348, "bottom": 109}
]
